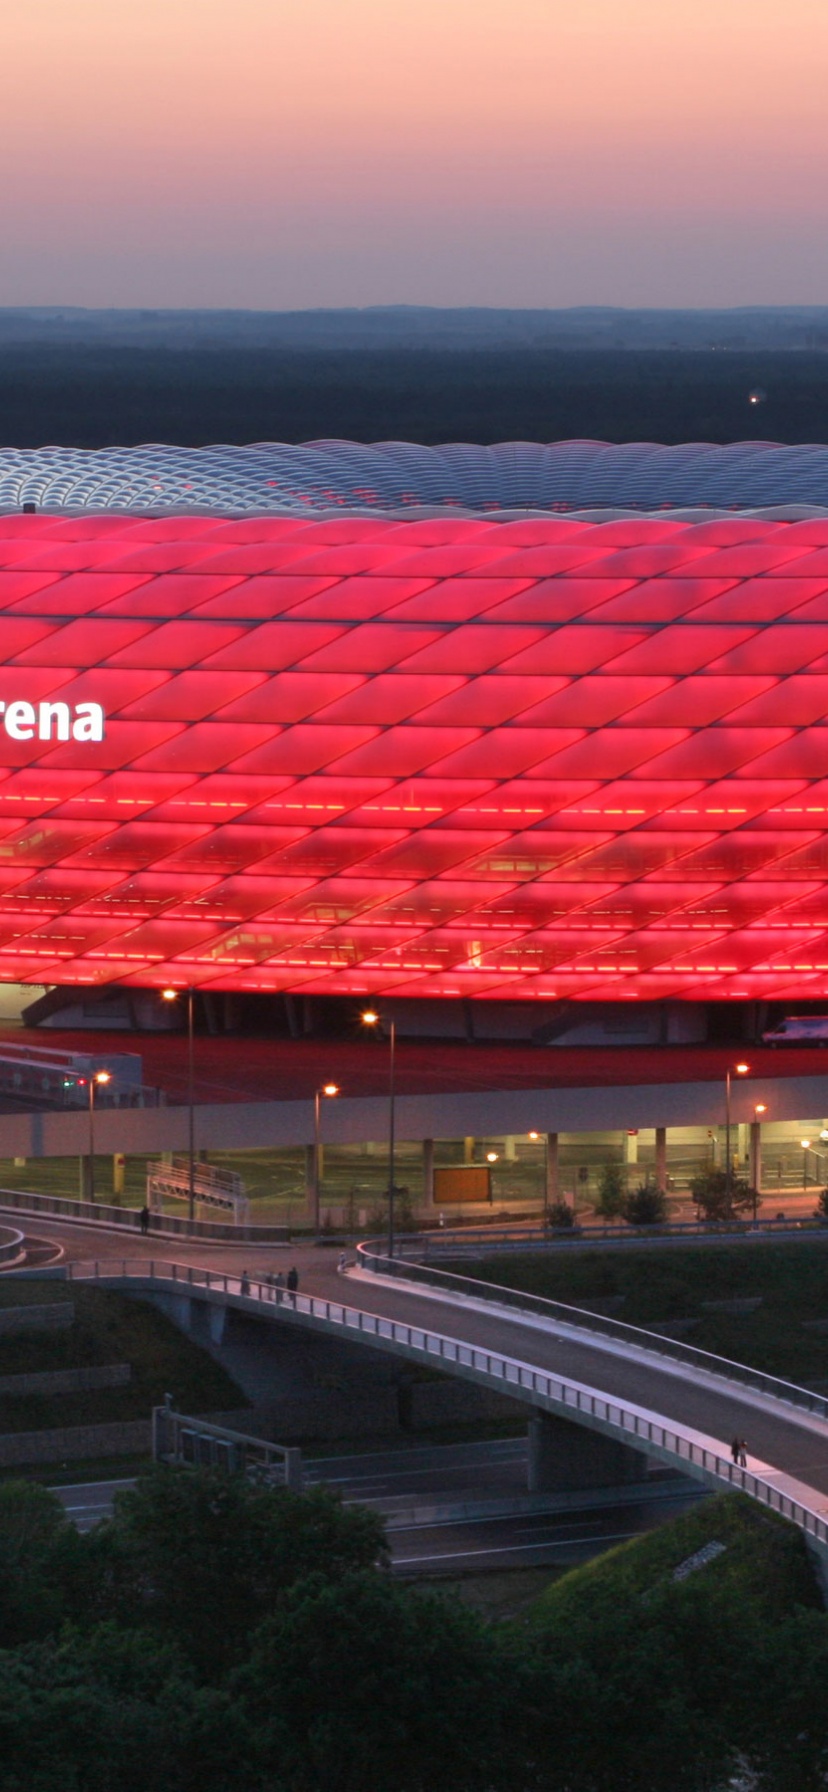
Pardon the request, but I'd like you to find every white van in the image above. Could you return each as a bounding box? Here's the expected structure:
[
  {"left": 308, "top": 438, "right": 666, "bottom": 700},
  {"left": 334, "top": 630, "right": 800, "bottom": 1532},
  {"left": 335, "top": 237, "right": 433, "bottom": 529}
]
[{"left": 762, "top": 1016, "right": 828, "bottom": 1046}]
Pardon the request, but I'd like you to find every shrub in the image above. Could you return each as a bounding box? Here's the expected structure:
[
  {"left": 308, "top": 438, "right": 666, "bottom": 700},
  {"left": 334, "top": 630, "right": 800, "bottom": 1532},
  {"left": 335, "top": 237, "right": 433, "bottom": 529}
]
[
  {"left": 622, "top": 1182, "right": 668, "bottom": 1226},
  {"left": 596, "top": 1160, "right": 626, "bottom": 1218},
  {"left": 689, "top": 1168, "right": 757, "bottom": 1223},
  {"left": 545, "top": 1199, "right": 576, "bottom": 1229}
]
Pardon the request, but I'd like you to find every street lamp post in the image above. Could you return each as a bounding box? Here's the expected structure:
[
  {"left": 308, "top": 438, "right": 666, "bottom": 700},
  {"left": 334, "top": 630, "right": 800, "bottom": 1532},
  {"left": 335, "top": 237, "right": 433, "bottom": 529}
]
[
  {"left": 802, "top": 1139, "right": 811, "bottom": 1199},
  {"left": 752, "top": 1103, "right": 767, "bottom": 1225},
  {"left": 162, "top": 987, "right": 195, "bottom": 1223},
  {"left": 361, "top": 1009, "right": 397, "bottom": 1258},
  {"left": 87, "top": 1070, "right": 111, "bottom": 1203},
  {"left": 529, "top": 1131, "right": 547, "bottom": 1222},
  {"left": 313, "top": 1083, "right": 339, "bottom": 1234},
  {"left": 725, "top": 1062, "right": 750, "bottom": 1213}
]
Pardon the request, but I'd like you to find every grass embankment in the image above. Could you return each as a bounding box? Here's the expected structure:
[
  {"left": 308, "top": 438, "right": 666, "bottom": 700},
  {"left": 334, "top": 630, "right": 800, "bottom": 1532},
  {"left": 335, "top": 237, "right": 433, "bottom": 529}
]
[
  {"left": 530, "top": 1491, "right": 820, "bottom": 1629},
  {"left": 445, "top": 1241, "right": 828, "bottom": 1387},
  {"left": 0, "top": 1280, "right": 246, "bottom": 1430}
]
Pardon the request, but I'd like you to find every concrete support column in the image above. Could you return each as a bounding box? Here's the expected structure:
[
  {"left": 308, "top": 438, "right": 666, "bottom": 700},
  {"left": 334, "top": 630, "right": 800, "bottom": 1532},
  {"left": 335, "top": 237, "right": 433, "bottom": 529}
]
[
  {"left": 655, "top": 1126, "right": 667, "bottom": 1194},
  {"left": 625, "top": 1131, "right": 639, "bottom": 1166},
  {"left": 208, "top": 1303, "right": 227, "bottom": 1345},
  {"left": 749, "top": 1120, "right": 763, "bottom": 1194},
  {"left": 463, "top": 1136, "right": 475, "bottom": 1165},
  {"left": 160, "top": 1292, "right": 194, "bottom": 1335},
  {"left": 527, "top": 1412, "right": 650, "bottom": 1493},
  {"left": 422, "top": 1138, "right": 434, "bottom": 1209},
  {"left": 546, "top": 1133, "right": 559, "bottom": 1208}
]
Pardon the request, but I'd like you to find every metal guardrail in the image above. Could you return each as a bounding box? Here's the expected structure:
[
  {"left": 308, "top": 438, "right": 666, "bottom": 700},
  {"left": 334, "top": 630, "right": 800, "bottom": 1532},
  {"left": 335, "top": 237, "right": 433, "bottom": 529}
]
[
  {"left": 357, "top": 1241, "right": 828, "bottom": 1423},
  {"left": 0, "top": 1186, "right": 289, "bottom": 1243},
  {"left": 393, "top": 1216, "right": 828, "bottom": 1254},
  {"left": 0, "top": 1224, "right": 24, "bottom": 1264},
  {"left": 62, "top": 1256, "right": 828, "bottom": 1559}
]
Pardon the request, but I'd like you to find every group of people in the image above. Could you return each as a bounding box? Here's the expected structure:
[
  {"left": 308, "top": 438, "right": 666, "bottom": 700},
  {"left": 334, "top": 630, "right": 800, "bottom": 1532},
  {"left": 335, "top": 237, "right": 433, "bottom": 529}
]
[
  {"left": 239, "top": 1265, "right": 299, "bottom": 1302},
  {"left": 730, "top": 1436, "right": 748, "bottom": 1467}
]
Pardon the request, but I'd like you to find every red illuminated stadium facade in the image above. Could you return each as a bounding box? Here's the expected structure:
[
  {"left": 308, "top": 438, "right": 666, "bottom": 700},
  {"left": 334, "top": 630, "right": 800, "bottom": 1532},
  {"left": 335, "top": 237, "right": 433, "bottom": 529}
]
[{"left": 3, "top": 504, "right": 828, "bottom": 1009}]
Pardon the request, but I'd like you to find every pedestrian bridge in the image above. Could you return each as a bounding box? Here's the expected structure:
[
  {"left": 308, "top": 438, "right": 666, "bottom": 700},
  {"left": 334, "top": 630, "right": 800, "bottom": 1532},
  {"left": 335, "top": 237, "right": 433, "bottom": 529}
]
[{"left": 63, "top": 1254, "right": 828, "bottom": 1571}]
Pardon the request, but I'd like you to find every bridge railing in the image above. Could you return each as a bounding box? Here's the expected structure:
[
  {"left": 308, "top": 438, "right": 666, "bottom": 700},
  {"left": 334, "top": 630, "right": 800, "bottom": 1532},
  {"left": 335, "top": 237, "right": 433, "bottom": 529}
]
[
  {"left": 356, "top": 1240, "right": 828, "bottom": 1424},
  {"left": 63, "top": 1256, "right": 828, "bottom": 1558},
  {"left": 385, "top": 1216, "right": 827, "bottom": 1255}
]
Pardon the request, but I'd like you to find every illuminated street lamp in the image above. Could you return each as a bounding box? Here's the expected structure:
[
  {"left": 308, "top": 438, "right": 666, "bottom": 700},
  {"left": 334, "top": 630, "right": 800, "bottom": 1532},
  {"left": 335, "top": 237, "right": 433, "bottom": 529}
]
[
  {"left": 161, "top": 987, "right": 195, "bottom": 1222},
  {"left": 86, "top": 1069, "right": 111, "bottom": 1203},
  {"left": 753, "top": 1103, "right": 767, "bottom": 1225},
  {"left": 725, "top": 1062, "right": 750, "bottom": 1212},
  {"left": 313, "top": 1083, "right": 340, "bottom": 1234},
  {"left": 361, "top": 1009, "right": 397, "bottom": 1258},
  {"left": 528, "top": 1130, "right": 549, "bottom": 1222}
]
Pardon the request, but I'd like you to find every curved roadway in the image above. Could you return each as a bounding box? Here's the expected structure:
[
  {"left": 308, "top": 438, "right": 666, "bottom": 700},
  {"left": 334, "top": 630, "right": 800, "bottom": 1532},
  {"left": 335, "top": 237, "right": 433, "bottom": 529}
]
[{"left": 13, "top": 1215, "right": 828, "bottom": 1513}]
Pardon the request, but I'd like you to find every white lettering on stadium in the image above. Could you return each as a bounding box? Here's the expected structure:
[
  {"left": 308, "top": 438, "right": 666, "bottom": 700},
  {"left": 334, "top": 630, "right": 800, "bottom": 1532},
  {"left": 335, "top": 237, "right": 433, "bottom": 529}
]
[{"left": 0, "top": 701, "right": 105, "bottom": 743}]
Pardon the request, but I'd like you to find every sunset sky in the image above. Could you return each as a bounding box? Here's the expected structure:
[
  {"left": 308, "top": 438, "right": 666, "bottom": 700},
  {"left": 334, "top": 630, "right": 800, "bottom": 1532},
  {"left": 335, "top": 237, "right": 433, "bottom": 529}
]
[{"left": 2, "top": 0, "right": 826, "bottom": 308}]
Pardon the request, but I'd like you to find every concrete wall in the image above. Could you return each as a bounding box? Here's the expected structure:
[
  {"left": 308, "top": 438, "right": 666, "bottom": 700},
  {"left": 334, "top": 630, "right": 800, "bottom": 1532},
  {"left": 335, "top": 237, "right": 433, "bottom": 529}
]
[
  {"left": 0, "top": 1363, "right": 130, "bottom": 1396},
  {"left": 1, "top": 1068, "right": 828, "bottom": 1159},
  {"left": 0, "top": 1303, "right": 74, "bottom": 1334},
  {"left": 0, "top": 1419, "right": 149, "bottom": 1466}
]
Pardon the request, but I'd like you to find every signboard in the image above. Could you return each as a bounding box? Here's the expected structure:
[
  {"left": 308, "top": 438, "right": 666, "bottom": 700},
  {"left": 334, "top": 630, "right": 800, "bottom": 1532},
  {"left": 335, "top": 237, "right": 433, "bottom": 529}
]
[{"left": 433, "top": 1165, "right": 491, "bottom": 1205}]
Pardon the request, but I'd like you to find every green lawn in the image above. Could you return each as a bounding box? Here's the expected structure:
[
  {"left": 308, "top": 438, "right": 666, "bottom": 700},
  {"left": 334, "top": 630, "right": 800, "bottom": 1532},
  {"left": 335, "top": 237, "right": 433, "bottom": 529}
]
[
  {"left": 0, "top": 1279, "right": 246, "bottom": 1429},
  {"left": 443, "top": 1241, "right": 828, "bottom": 1388},
  {"left": 529, "top": 1491, "right": 820, "bottom": 1628}
]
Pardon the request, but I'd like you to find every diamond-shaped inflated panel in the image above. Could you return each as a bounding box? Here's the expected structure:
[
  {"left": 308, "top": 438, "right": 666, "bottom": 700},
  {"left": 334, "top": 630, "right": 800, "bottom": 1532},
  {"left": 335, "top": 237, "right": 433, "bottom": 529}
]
[{"left": 4, "top": 512, "right": 828, "bottom": 1001}]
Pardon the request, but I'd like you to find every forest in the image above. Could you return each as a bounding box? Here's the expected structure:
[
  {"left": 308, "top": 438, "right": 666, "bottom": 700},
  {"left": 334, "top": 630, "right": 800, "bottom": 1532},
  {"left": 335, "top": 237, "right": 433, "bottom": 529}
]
[
  {"left": 2, "top": 346, "right": 828, "bottom": 448},
  {"left": 0, "top": 1468, "right": 825, "bottom": 1791}
]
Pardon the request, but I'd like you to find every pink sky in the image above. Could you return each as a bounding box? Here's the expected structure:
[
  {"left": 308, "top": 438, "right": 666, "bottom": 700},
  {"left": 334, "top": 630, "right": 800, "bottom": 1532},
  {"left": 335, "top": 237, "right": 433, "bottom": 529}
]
[{"left": 2, "top": 0, "right": 827, "bottom": 306}]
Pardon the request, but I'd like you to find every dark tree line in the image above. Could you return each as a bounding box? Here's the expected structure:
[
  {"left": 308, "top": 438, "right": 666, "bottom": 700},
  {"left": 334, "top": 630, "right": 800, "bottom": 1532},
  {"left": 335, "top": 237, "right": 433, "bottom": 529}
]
[
  {"left": 3, "top": 348, "right": 828, "bottom": 447},
  {"left": 0, "top": 1472, "right": 825, "bottom": 1790}
]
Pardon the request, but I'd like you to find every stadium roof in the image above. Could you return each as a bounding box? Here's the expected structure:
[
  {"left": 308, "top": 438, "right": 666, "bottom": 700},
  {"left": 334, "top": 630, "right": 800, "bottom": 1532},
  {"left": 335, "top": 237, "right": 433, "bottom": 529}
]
[
  {"left": 4, "top": 440, "right": 828, "bottom": 518},
  {"left": 2, "top": 509, "right": 828, "bottom": 1000}
]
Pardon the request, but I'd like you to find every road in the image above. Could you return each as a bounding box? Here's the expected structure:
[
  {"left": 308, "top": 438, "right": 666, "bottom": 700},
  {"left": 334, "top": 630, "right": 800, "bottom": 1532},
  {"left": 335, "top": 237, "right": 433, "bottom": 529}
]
[
  {"left": 53, "top": 1437, "right": 704, "bottom": 1572},
  {"left": 15, "top": 1214, "right": 828, "bottom": 1519},
  {"left": 390, "top": 1490, "right": 703, "bottom": 1574}
]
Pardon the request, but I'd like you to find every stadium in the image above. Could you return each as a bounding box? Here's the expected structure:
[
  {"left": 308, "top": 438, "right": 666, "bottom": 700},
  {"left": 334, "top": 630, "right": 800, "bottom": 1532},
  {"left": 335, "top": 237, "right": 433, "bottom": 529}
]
[{"left": 3, "top": 437, "right": 828, "bottom": 1042}]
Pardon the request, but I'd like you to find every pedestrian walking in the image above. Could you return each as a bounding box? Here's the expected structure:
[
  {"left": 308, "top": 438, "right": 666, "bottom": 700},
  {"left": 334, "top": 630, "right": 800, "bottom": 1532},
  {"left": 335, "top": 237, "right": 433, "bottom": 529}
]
[
  {"left": 338, "top": 1251, "right": 347, "bottom": 1274},
  {"left": 739, "top": 1439, "right": 748, "bottom": 1468},
  {"left": 139, "top": 1204, "right": 150, "bottom": 1235},
  {"left": 240, "top": 1268, "right": 251, "bottom": 1297},
  {"left": 286, "top": 1265, "right": 298, "bottom": 1305},
  {"left": 731, "top": 1436, "right": 740, "bottom": 1464}
]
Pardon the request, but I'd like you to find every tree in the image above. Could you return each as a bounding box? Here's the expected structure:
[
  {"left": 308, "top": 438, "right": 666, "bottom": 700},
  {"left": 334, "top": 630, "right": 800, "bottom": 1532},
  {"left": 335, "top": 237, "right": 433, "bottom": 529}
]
[
  {"left": 622, "top": 1181, "right": 668, "bottom": 1226},
  {"left": 596, "top": 1160, "right": 626, "bottom": 1219},
  {"left": 0, "top": 1480, "right": 78, "bottom": 1646},
  {"left": 688, "top": 1167, "right": 757, "bottom": 1223},
  {"left": 105, "top": 1468, "right": 388, "bottom": 1676},
  {"left": 232, "top": 1569, "right": 528, "bottom": 1792}
]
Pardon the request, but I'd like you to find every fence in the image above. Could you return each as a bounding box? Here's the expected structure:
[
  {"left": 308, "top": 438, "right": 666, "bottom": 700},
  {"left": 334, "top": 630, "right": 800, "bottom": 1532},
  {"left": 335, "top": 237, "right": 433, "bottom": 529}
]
[
  {"left": 394, "top": 1215, "right": 828, "bottom": 1256},
  {"left": 62, "top": 1256, "right": 828, "bottom": 1562},
  {"left": 357, "top": 1240, "right": 828, "bottom": 1422},
  {"left": 0, "top": 1186, "right": 289, "bottom": 1243}
]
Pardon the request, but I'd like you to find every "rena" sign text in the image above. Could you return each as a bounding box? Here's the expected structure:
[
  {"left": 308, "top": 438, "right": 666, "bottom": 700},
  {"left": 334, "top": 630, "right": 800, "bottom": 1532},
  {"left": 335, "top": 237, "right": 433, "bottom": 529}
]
[{"left": 0, "top": 701, "right": 105, "bottom": 743}]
